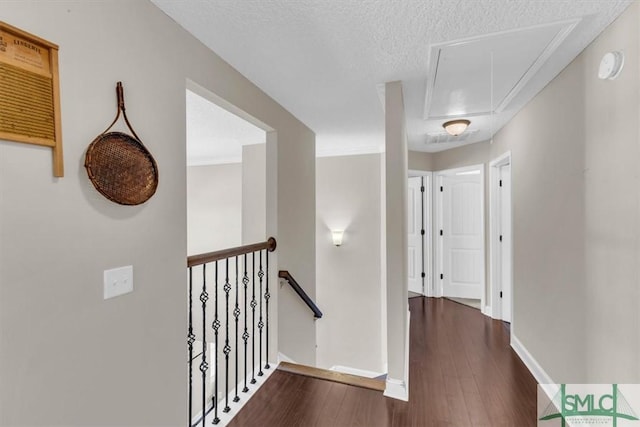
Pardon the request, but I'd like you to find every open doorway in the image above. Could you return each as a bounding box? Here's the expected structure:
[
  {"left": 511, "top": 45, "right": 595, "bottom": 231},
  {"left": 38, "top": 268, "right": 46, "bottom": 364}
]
[
  {"left": 186, "top": 86, "right": 267, "bottom": 255},
  {"left": 434, "top": 165, "right": 485, "bottom": 311},
  {"left": 185, "top": 82, "right": 270, "bottom": 423},
  {"left": 490, "top": 152, "right": 512, "bottom": 323},
  {"left": 407, "top": 171, "right": 432, "bottom": 297}
]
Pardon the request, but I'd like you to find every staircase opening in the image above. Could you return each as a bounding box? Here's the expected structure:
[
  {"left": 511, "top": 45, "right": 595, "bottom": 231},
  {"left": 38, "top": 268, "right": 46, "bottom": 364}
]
[
  {"left": 185, "top": 86, "right": 266, "bottom": 256},
  {"left": 187, "top": 238, "right": 278, "bottom": 425},
  {"left": 185, "top": 80, "right": 275, "bottom": 425}
]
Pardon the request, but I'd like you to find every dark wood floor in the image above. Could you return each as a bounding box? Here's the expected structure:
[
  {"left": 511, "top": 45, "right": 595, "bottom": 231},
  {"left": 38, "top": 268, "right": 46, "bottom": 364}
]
[{"left": 229, "top": 297, "right": 537, "bottom": 426}]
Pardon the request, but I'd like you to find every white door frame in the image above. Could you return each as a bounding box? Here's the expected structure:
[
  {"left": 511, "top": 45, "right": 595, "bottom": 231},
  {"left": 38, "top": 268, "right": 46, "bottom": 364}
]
[
  {"left": 434, "top": 164, "right": 485, "bottom": 310},
  {"left": 408, "top": 170, "right": 433, "bottom": 297},
  {"left": 489, "top": 151, "right": 513, "bottom": 322}
]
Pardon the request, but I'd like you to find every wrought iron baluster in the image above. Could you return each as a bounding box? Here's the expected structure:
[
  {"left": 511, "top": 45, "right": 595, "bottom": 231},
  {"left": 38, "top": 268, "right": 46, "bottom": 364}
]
[
  {"left": 212, "top": 261, "right": 220, "bottom": 424},
  {"left": 242, "top": 253, "right": 249, "bottom": 393},
  {"left": 200, "top": 265, "right": 209, "bottom": 426},
  {"left": 265, "top": 250, "right": 270, "bottom": 370},
  {"left": 188, "top": 268, "right": 195, "bottom": 426},
  {"left": 233, "top": 256, "right": 240, "bottom": 403},
  {"left": 250, "top": 252, "right": 256, "bottom": 385},
  {"left": 185, "top": 238, "right": 277, "bottom": 424},
  {"left": 258, "top": 251, "right": 264, "bottom": 376},
  {"left": 223, "top": 259, "right": 231, "bottom": 413}
]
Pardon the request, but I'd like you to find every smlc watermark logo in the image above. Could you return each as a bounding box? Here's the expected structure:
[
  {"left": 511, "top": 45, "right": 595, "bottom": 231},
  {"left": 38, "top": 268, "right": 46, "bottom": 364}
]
[{"left": 538, "top": 384, "right": 640, "bottom": 426}]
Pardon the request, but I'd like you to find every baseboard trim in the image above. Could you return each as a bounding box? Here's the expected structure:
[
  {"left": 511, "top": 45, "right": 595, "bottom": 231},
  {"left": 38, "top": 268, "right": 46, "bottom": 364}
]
[
  {"left": 330, "top": 365, "right": 385, "bottom": 379},
  {"left": 510, "top": 333, "right": 557, "bottom": 399},
  {"left": 384, "top": 378, "right": 408, "bottom": 401},
  {"left": 278, "top": 361, "right": 385, "bottom": 391},
  {"left": 404, "top": 309, "right": 410, "bottom": 398}
]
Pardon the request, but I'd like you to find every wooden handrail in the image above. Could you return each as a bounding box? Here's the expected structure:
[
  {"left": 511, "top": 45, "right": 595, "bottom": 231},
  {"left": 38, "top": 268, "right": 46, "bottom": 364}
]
[
  {"left": 187, "top": 237, "right": 277, "bottom": 267},
  {"left": 278, "top": 270, "right": 323, "bottom": 319}
]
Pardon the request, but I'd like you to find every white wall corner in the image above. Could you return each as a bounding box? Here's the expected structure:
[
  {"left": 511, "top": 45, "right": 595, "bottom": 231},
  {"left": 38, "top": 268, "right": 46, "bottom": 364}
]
[
  {"left": 384, "top": 378, "right": 409, "bottom": 401},
  {"left": 404, "top": 309, "right": 410, "bottom": 395},
  {"left": 384, "top": 311, "right": 410, "bottom": 401},
  {"left": 511, "top": 333, "right": 557, "bottom": 399},
  {"left": 482, "top": 304, "right": 493, "bottom": 318},
  {"left": 277, "top": 352, "right": 296, "bottom": 364}
]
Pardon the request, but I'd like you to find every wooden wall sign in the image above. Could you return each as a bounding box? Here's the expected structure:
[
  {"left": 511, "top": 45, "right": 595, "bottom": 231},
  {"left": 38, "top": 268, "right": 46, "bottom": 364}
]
[{"left": 0, "top": 21, "right": 63, "bottom": 177}]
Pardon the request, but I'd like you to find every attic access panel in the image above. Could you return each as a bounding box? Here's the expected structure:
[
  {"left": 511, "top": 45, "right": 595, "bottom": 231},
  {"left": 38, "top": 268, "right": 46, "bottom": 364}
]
[
  {"left": 0, "top": 21, "right": 63, "bottom": 177},
  {"left": 424, "top": 20, "right": 579, "bottom": 120}
]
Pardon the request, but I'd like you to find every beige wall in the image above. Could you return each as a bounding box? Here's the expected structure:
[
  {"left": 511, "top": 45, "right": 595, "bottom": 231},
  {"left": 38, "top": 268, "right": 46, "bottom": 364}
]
[
  {"left": 491, "top": 53, "right": 588, "bottom": 383},
  {"left": 582, "top": 2, "right": 639, "bottom": 383},
  {"left": 242, "top": 144, "right": 266, "bottom": 244},
  {"left": 490, "top": 2, "right": 639, "bottom": 383},
  {"left": 408, "top": 150, "right": 434, "bottom": 171},
  {"left": 188, "top": 163, "right": 242, "bottom": 255},
  {"left": 433, "top": 141, "right": 490, "bottom": 171},
  {"left": 316, "top": 154, "right": 384, "bottom": 373},
  {"left": 275, "top": 124, "right": 317, "bottom": 365},
  {"left": 409, "top": 142, "right": 491, "bottom": 173},
  {"left": 0, "top": 1, "right": 315, "bottom": 425}
]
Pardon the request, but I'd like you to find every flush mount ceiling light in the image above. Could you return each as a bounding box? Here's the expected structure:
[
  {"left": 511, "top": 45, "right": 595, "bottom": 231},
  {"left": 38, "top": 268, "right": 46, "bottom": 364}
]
[{"left": 443, "top": 119, "right": 471, "bottom": 136}]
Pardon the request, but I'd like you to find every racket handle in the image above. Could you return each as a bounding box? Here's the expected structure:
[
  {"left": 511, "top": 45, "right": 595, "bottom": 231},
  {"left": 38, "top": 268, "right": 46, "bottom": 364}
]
[{"left": 116, "top": 81, "right": 125, "bottom": 112}]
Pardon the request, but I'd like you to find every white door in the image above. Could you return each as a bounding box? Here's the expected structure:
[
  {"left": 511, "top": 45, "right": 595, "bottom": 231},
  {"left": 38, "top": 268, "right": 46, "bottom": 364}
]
[
  {"left": 407, "top": 176, "right": 424, "bottom": 294},
  {"left": 441, "top": 171, "right": 483, "bottom": 299},
  {"left": 498, "top": 164, "right": 512, "bottom": 322}
]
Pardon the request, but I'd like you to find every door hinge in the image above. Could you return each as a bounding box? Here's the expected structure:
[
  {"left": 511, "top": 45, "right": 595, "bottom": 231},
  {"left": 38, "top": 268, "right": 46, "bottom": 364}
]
[
  {"left": 499, "top": 179, "right": 503, "bottom": 187},
  {"left": 420, "top": 185, "right": 425, "bottom": 192},
  {"left": 421, "top": 229, "right": 425, "bottom": 235},
  {"left": 421, "top": 272, "right": 426, "bottom": 278},
  {"left": 440, "top": 186, "right": 443, "bottom": 192},
  {"left": 500, "top": 291, "right": 503, "bottom": 298},
  {"left": 499, "top": 235, "right": 503, "bottom": 242},
  {"left": 439, "top": 229, "right": 443, "bottom": 236},
  {"left": 440, "top": 273, "right": 444, "bottom": 280}
]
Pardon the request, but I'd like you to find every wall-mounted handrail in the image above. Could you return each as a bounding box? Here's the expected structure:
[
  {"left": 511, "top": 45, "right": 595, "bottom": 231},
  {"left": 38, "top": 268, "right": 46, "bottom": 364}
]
[
  {"left": 188, "top": 237, "right": 277, "bottom": 267},
  {"left": 278, "top": 270, "right": 323, "bottom": 319}
]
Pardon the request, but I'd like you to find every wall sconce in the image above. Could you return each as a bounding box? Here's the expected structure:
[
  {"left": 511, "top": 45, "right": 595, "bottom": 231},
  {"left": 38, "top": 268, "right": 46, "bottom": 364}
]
[{"left": 332, "top": 230, "right": 344, "bottom": 246}]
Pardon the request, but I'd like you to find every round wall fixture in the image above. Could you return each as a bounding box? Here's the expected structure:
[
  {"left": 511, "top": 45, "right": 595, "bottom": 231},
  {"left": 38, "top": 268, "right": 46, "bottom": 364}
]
[{"left": 598, "top": 51, "right": 624, "bottom": 80}]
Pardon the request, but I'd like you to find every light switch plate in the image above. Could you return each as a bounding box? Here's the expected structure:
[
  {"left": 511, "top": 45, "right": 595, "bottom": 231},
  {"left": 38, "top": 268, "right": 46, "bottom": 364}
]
[{"left": 103, "top": 265, "right": 134, "bottom": 300}]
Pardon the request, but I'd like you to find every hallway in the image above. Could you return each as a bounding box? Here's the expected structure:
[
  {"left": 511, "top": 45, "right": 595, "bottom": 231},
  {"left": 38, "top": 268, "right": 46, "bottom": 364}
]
[{"left": 229, "top": 297, "right": 537, "bottom": 426}]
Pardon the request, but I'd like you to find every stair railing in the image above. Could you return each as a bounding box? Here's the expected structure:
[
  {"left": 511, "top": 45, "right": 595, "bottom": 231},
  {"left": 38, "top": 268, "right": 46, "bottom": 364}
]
[
  {"left": 187, "top": 237, "right": 276, "bottom": 426},
  {"left": 278, "top": 270, "right": 323, "bottom": 319}
]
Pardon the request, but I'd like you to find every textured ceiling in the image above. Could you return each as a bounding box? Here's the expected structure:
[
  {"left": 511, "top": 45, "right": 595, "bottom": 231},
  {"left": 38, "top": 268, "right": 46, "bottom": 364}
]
[
  {"left": 154, "top": 0, "right": 631, "bottom": 156},
  {"left": 187, "top": 89, "right": 264, "bottom": 166}
]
